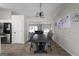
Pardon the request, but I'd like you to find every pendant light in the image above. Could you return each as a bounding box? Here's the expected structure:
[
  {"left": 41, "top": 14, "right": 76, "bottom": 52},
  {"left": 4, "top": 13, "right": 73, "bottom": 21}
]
[{"left": 36, "top": 3, "right": 44, "bottom": 18}]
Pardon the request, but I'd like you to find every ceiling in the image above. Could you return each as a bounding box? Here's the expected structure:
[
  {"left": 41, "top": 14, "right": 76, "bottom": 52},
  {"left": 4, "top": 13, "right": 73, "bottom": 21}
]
[{"left": 0, "top": 3, "right": 62, "bottom": 17}]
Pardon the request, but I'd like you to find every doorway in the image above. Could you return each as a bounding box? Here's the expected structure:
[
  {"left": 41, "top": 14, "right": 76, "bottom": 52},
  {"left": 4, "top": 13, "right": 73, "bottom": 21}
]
[{"left": 0, "top": 23, "right": 12, "bottom": 44}]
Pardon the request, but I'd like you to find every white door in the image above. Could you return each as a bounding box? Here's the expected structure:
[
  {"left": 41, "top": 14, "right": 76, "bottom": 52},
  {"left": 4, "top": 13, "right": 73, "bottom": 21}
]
[{"left": 12, "top": 15, "right": 24, "bottom": 44}]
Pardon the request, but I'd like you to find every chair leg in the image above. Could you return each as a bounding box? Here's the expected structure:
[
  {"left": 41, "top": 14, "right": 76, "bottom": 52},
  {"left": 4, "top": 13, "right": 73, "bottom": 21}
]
[
  {"left": 48, "top": 43, "right": 52, "bottom": 51},
  {"left": 30, "top": 43, "right": 32, "bottom": 52},
  {"left": 30, "top": 43, "right": 33, "bottom": 52},
  {"left": 50, "top": 46, "right": 52, "bottom": 51}
]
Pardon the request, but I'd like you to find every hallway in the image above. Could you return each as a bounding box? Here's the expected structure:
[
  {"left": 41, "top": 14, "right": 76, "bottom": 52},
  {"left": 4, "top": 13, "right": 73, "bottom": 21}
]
[{"left": 1, "top": 42, "right": 71, "bottom": 56}]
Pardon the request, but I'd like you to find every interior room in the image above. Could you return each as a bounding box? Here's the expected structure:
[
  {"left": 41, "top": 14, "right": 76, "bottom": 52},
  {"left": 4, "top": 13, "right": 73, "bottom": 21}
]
[{"left": 0, "top": 3, "right": 79, "bottom": 56}]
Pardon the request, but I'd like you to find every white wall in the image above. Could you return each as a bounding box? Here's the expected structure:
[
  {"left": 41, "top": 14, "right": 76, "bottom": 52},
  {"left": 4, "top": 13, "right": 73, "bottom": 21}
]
[
  {"left": 54, "top": 3, "right": 79, "bottom": 56},
  {"left": 0, "top": 8, "right": 11, "bottom": 19}
]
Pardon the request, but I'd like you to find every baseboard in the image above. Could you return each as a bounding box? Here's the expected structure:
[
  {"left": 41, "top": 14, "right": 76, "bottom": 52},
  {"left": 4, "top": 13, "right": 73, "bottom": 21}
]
[
  {"left": 53, "top": 40, "right": 74, "bottom": 56},
  {"left": 12, "top": 42, "right": 25, "bottom": 44}
]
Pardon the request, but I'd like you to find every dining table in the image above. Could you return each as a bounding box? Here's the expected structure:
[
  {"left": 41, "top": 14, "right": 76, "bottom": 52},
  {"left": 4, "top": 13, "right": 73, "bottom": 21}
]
[{"left": 29, "top": 33, "right": 50, "bottom": 53}]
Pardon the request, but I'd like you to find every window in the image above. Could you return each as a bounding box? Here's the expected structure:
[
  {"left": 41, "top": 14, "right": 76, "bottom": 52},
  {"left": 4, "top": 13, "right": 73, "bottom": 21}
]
[
  {"left": 44, "top": 28, "right": 49, "bottom": 33},
  {"left": 44, "top": 28, "right": 49, "bottom": 36},
  {"left": 29, "top": 26, "right": 38, "bottom": 33}
]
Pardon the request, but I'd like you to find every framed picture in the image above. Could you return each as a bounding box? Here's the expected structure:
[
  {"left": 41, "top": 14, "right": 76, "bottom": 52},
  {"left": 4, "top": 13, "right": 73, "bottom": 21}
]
[{"left": 55, "top": 15, "right": 71, "bottom": 29}]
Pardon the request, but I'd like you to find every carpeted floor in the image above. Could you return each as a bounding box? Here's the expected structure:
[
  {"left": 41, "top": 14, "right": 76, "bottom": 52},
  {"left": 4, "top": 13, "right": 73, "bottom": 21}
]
[{"left": 0, "top": 42, "right": 71, "bottom": 56}]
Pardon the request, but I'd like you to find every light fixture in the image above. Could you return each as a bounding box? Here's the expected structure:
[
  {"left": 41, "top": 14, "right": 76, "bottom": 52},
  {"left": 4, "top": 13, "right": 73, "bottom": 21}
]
[
  {"left": 73, "top": 13, "right": 79, "bottom": 22},
  {"left": 36, "top": 3, "right": 44, "bottom": 18}
]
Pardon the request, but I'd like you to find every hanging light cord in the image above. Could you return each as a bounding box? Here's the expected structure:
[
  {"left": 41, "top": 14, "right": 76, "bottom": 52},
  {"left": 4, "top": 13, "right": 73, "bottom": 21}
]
[
  {"left": 39, "top": 3, "right": 42, "bottom": 17},
  {"left": 36, "top": 3, "right": 44, "bottom": 17},
  {"left": 40, "top": 3, "right": 41, "bottom": 12}
]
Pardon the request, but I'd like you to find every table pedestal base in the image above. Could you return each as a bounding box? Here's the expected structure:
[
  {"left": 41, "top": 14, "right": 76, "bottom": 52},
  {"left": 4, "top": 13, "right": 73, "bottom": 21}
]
[{"left": 34, "top": 42, "right": 47, "bottom": 54}]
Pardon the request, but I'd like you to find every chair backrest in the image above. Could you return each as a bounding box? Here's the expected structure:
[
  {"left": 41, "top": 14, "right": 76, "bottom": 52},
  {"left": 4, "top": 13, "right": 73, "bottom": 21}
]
[{"left": 35, "top": 31, "right": 43, "bottom": 34}]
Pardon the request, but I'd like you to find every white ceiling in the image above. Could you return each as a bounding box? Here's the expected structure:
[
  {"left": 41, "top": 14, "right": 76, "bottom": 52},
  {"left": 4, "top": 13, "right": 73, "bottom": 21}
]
[{"left": 0, "top": 3, "right": 62, "bottom": 17}]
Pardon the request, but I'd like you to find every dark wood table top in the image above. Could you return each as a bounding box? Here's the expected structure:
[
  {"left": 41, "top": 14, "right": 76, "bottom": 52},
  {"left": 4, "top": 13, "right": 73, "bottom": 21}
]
[{"left": 29, "top": 34, "right": 50, "bottom": 43}]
